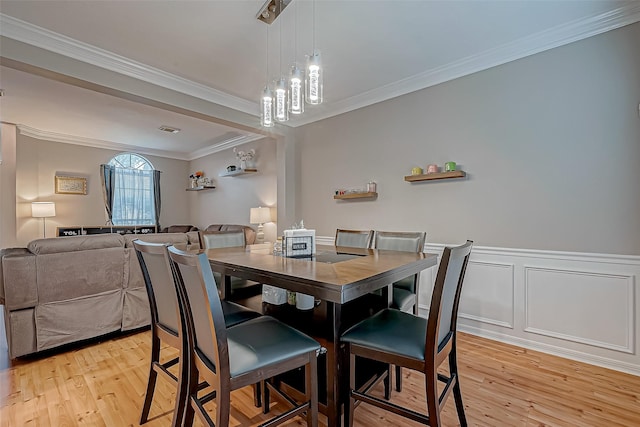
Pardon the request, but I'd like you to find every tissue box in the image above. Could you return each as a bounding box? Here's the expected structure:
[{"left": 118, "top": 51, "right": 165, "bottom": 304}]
[
  {"left": 262, "top": 285, "right": 287, "bottom": 305},
  {"left": 283, "top": 229, "right": 316, "bottom": 257}
]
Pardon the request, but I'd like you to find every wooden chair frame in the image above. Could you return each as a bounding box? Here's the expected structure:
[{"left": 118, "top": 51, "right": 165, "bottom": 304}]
[
  {"left": 345, "top": 240, "right": 473, "bottom": 427},
  {"left": 334, "top": 229, "right": 374, "bottom": 249},
  {"left": 135, "top": 240, "right": 190, "bottom": 427},
  {"left": 373, "top": 230, "right": 427, "bottom": 392},
  {"left": 168, "top": 246, "right": 319, "bottom": 427},
  {"left": 198, "top": 229, "right": 246, "bottom": 250}
]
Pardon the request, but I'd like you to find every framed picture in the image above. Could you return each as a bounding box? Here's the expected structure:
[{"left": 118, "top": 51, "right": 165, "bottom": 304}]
[{"left": 55, "top": 176, "right": 87, "bottom": 195}]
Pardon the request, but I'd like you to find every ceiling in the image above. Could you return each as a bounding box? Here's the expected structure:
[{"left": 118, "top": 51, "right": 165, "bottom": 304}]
[{"left": 1, "top": 0, "right": 638, "bottom": 160}]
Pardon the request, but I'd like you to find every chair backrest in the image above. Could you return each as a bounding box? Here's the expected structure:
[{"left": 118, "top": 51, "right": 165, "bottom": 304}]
[
  {"left": 373, "top": 231, "right": 426, "bottom": 253},
  {"left": 168, "top": 246, "right": 229, "bottom": 384},
  {"left": 426, "top": 240, "right": 473, "bottom": 356},
  {"left": 199, "top": 230, "right": 246, "bottom": 250},
  {"left": 133, "top": 239, "right": 183, "bottom": 337},
  {"left": 335, "top": 229, "right": 374, "bottom": 248}
]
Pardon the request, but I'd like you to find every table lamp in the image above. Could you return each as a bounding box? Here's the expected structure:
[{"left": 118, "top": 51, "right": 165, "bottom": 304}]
[
  {"left": 250, "top": 206, "right": 272, "bottom": 243},
  {"left": 32, "top": 202, "right": 56, "bottom": 238}
]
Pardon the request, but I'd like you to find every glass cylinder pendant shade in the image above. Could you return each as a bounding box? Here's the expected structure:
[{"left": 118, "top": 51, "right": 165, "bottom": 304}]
[
  {"left": 289, "top": 65, "right": 304, "bottom": 115},
  {"left": 275, "top": 77, "right": 289, "bottom": 122},
  {"left": 261, "top": 86, "right": 274, "bottom": 128},
  {"left": 306, "top": 51, "right": 323, "bottom": 105}
]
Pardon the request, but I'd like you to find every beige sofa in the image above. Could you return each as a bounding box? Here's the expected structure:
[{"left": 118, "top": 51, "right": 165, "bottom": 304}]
[{"left": 0, "top": 231, "right": 201, "bottom": 358}]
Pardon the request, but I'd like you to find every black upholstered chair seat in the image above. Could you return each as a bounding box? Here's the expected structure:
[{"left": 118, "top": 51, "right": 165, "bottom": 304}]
[
  {"left": 342, "top": 309, "right": 426, "bottom": 361},
  {"left": 392, "top": 287, "right": 416, "bottom": 313},
  {"left": 227, "top": 316, "right": 321, "bottom": 378},
  {"left": 221, "top": 301, "right": 261, "bottom": 328}
]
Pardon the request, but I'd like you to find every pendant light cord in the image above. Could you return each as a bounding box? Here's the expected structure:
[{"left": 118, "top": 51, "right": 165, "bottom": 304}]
[
  {"left": 279, "top": 11, "right": 283, "bottom": 74},
  {"left": 294, "top": 0, "right": 298, "bottom": 63}
]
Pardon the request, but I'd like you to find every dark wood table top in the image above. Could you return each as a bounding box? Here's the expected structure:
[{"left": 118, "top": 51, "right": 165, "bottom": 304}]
[{"left": 204, "top": 244, "right": 438, "bottom": 304}]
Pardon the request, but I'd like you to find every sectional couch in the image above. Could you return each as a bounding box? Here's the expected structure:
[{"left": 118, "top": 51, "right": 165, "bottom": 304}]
[{"left": 0, "top": 231, "right": 201, "bottom": 358}]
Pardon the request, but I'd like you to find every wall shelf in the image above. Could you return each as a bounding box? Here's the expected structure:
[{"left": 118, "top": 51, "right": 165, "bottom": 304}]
[
  {"left": 186, "top": 185, "right": 216, "bottom": 191},
  {"left": 404, "top": 170, "right": 466, "bottom": 182},
  {"left": 219, "top": 168, "right": 258, "bottom": 177},
  {"left": 334, "top": 192, "right": 378, "bottom": 200}
]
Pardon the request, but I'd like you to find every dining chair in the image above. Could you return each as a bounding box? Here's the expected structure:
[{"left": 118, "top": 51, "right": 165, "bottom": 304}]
[
  {"left": 373, "top": 230, "right": 426, "bottom": 391},
  {"left": 373, "top": 231, "right": 427, "bottom": 314},
  {"left": 341, "top": 240, "right": 473, "bottom": 427},
  {"left": 135, "top": 240, "right": 263, "bottom": 426},
  {"left": 168, "top": 245, "right": 321, "bottom": 427},
  {"left": 198, "top": 229, "right": 246, "bottom": 249},
  {"left": 335, "top": 228, "right": 374, "bottom": 248},
  {"left": 199, "top": 230, "right": 261, "bottom": 300},
  {"left": 135, "top": 239, "right": 191, "bottom": 427}
]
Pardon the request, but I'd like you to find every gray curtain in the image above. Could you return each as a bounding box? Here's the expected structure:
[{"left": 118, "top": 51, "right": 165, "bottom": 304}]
[
  {"left": 153, "top": 170, "right": 161, "bottom": 230},
  {"left": 100, "top": 164, "right": 116, "bottom": 225}
]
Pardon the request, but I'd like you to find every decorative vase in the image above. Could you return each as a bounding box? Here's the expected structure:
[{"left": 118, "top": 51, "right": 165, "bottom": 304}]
[
  {"left": 240, "top": 159, "right": 247, "bottom": 170},
  {"left": 190, "top": 179, "right": 198, "bottom": 188}
]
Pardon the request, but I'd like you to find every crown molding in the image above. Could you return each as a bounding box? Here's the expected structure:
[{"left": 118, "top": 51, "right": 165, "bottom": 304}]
[
  {"left": 0, "top": 14, "right": 259, "bottom": 117},
  {"left": 17, "top": 124, "right": 264, "bottom": 160},
  {"left": 291, "top": 3, "right": 640, "bottom": 126},
  {"left": 2, "top": 4, "right": 639, "bottom": 128},
  {"left": 186, "top": 134, "right": 266, "bottom": 161},
  {"left": 17, "top": 124, "right": 191, "bottom": 160}
]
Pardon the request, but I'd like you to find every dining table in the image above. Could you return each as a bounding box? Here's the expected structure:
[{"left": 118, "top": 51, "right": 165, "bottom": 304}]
[{"left": 204, "top": 243, "right": 438, "bottom": 427}]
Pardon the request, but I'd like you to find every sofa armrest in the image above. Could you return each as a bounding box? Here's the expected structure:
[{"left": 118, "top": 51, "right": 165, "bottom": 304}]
[{"left": 0, "top": 248, "right": 37, "bottom": 309}]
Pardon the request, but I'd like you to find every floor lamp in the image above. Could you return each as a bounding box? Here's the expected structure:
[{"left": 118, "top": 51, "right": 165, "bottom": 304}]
[
  {"left": 250, "top": 206, "right": 272, "bottom": 243},
  {"left": 32, "top": 202, "right": 56, "bottom": 238}
]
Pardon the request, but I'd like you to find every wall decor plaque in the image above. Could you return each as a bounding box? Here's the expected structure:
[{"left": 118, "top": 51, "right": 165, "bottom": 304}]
[{"left": 55, "top": 176, "right": 87, "bottom": 195}]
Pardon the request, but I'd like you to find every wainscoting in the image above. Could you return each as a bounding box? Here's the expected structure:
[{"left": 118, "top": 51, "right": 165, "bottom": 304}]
[{"left": 320, "top": 236, "right": 640, "bottom": 376}]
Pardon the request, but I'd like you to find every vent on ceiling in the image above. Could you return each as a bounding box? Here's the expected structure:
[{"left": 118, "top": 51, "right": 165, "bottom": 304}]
[{"left": 158, "top": 125, "right": 181, "bottom": 134}]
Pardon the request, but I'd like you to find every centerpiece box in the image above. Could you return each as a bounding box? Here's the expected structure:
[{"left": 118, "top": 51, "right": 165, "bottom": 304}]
[{"left": 283, "top": 228, "right": 316, "bottom": 258}]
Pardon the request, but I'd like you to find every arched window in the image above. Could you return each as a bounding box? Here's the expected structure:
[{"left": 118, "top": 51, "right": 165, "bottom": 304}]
[{"left": 107, "top": 153, "right": 157, "bottom": 226}]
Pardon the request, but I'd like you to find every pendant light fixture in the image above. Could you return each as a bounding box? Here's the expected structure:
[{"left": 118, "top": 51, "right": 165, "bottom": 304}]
[
  {"left": 289, "top": 65, "right": 304, "bottom": 114},
  {"left": 306, "top": 50, "right": 322, "bottom": 105},
  {"left": 261, "top": 26, "right": 274, "bottom": 128},
  {"left": 256, "top": 0, "right": 323, "bottom": 126},
  {"left": 289, "top": 1, "right": 304, "bottom": 115},
  {"left": 274, "top": 18, "right": 289, "bottom": 122},
  {"left": 306, "top": 0, "right": 323, "bottom": 105}
]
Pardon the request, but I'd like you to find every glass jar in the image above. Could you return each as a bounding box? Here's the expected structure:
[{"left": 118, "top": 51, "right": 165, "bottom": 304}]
[{"left": 287, "top": 291, "right": 297, "bottom": 305}]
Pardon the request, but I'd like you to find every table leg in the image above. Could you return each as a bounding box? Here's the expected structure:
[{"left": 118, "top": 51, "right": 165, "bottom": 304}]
[
  {"left": 382, "top": 283, "right": 392, "bottom": 307},
  {"left": 221, "top": 275, "right": 232, "bottom": 300},
  {"left": 326, "top": 302, "right": 343, "bottom": 427}
]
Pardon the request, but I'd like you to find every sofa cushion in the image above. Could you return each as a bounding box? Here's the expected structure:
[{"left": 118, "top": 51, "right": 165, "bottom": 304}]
[
  {"left": 35, "top": 289, "right": 123, "bottom": 352},
  {"left": 123, "top": 232, "right": 188, "bottom": 248},
  {"left": 160, "top": 225, "right": 198, "bottom": 233},
  {"left": 186, "top": 231, "right": 201, "bottom": 249},
  {"left": 36, "top": 246, "right": 126, "bottom": 304},
  {"left": 28, "top": 234, "right": 124, "bottom": 255}
]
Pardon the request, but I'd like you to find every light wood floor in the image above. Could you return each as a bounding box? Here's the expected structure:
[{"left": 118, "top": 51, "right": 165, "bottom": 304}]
[{"left": 1, "top": 329, "right": 639, "bottom": 427}]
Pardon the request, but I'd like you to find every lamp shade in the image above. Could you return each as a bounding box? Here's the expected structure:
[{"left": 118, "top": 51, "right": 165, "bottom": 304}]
[
  {"left": 250, "top": 207, "right": 271, "bottom": 224},
  {"left": 32, "top": 202, "right": 56, "bottom": 218}
]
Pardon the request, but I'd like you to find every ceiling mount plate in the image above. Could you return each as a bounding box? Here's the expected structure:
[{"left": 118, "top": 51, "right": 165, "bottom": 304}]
[{"left": 256, "top": 0, "right": 293, "bottom": 25}]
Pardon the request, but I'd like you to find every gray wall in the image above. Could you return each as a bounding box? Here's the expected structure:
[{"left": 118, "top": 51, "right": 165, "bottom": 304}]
[
  {"left": 16, "top": 134, "right": 190, "bottom": 245},
  {"left": 296, "top": 22, "right": 640, "bottom": 255},
  {"left": 188, "top": 138, "right": 278, "bottom": 242}
]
